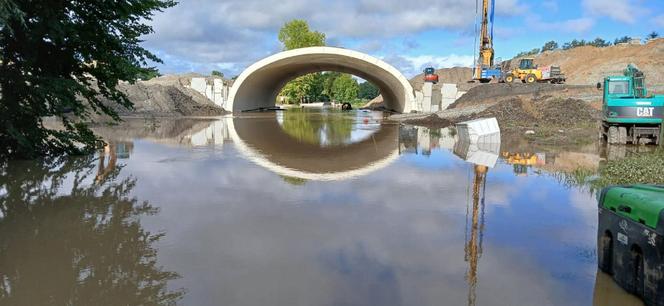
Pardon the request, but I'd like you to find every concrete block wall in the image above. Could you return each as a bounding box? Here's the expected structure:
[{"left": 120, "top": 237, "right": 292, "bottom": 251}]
[
  {"left": 414, "top": 82, "right": 468, "bottom": 113},
  {"left": 190, "top": 77, "right": 230, "bottom": 108}
]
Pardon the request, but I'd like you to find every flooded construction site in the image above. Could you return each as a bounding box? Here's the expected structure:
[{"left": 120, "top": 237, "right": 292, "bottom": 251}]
[{"left": 0, "top": 109, "right": 657, "bottom": 306}]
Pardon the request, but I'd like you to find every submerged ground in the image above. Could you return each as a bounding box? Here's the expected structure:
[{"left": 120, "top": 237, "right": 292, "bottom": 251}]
[{"left": 0, "top": 109, "right": 654, "bottom": 306}]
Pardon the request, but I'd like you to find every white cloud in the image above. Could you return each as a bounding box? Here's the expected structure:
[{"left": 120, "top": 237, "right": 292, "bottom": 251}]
[
  {"left": 525, "top": 16, "right": 595, "bottom": 34},
  {"left": 143, "top": 0, "right": 526, "bottom": 74},
  {"left": 655, "top": 15, "right": 664, "bottom": 28},
  {"left": 582, "top": 0, "right": 643, "bottom": 23},
  {"left": 494, "top": 0, "right": 528, "bottom": 16},
  {"left": 383, "top": 54, "right": 474, "bottom": 78}
]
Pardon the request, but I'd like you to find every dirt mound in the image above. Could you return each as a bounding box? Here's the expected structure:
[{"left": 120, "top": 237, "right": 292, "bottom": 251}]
[
  {"left": 476, "top": 97, "right": 600, "bottom": 127},
  {"left": 450, "top": 83, "right": 601, "bottom": 109},
  {"left": 104, "top": 75, "right": 228, "bottom": 118},
  {"left": 509, "top": 39, "right": 664, "bottom": 92}
]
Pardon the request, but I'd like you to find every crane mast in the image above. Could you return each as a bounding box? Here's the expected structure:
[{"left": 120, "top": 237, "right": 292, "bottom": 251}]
[{"left": 474, "top": 0, "right": 495, "bottom": 80}]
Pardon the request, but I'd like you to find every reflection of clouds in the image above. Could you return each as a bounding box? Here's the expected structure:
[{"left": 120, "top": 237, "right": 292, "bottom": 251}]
[{"left": 118, "top": 140, "right": 602, "bottom": 305}]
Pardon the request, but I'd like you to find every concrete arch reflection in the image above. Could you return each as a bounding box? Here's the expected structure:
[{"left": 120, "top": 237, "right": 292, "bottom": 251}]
[{"left": 227, "top": 116, "right": 400, "bottom": 181}]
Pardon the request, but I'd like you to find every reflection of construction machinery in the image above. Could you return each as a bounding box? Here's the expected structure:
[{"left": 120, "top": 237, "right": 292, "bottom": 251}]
[
  {"left": 600, "top": 64, "right": 664, "bottom": 145},
  {"left": 424, "top": 67, "right": 439, "bottom": 83},
  {"left": 501, "top": 151, "right": 545, "bottom": 176},
  {"left": 464, "top": 164, "right": 488, "bottom": 306},
  {"left": 503, "top": 58, "right": 566, "bottom": 84},
  {"left": 472, "top": 0, "right": 502, "bottom": 83}
]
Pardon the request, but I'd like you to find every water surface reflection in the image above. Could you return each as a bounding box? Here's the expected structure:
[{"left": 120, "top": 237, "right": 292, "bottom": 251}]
[
  {"left": 0, "top": 110, "right": 646, "bottom": 305},
  {"left": 0, "top": 155, "right": 183, "bottom": 305}
]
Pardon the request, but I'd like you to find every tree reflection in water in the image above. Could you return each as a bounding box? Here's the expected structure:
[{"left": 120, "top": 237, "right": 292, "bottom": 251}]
[
  {"left": 280, "top": 109, "right": 354, "bottom": 146},
  {"left": 0, "top": 151, "right": 183, "bottom": 306}
]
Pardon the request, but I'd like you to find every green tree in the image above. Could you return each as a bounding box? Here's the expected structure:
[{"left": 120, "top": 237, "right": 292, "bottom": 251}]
[
  {"left": 358, "top": 82, "right": 380, "bottom": 100},
  {"left": 541, "top": 41, "right": 559, "bottom": 52},
  {"left": 278, "top": 19, "right": 326, "bottom": 50},
  {"left": 613, "top": 36, "right": 631, "bottom": 45},
  {"left": 211, "top": 70, "right": 224, "bottom": 77},
  {"left": 331, "top": 74, "right": 359, "bottom": 102},
  {"left": 647, "top": 31, "right": 659, "bottom": 39},
  {"left": 515, "top": 48, "right": 540, "bottom": 58},
  {"left": 562, "top": 39, "right": 590, "bottom": 50},
  {"left": 277, "top": 19, "right": 326, "bottom": 103},
  {"left": 280, "top": 74, "right": 316, "bottom": 104},
  {"left": 322, "top": 72, "right": 341, "bottom": 99},
  {"left": 590, "top": 37, "right": 610, "bottom": 47},
  {"left": 0, "top": 0, "right": 176, "bottom": 159}
]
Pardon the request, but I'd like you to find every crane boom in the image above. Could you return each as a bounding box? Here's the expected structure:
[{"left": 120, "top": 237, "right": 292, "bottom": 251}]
[{"left": 473, "top": 0, "right": 497, "bottom": 81}]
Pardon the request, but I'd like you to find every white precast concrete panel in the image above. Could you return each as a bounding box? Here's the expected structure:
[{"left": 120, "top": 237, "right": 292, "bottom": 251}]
[
  {"left": 422, "top": 82, "right": 433, "bottom": 113},
  {"left": 441, "top": 83, "right": 458, "bottom": 99},
  {"left": 228, "top": 47, "right": 416, "bottom": 113},
  {"left": 191, "top": 78, "right": 207, "bottom": 94}
]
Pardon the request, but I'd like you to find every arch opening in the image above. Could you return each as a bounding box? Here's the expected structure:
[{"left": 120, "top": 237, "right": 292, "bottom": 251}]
[
  {"left": 276, "top": 72, "right": 381, "bottom": 105},
  {"left": 227, "top": 47, "right": 415, "bottom": 113}
]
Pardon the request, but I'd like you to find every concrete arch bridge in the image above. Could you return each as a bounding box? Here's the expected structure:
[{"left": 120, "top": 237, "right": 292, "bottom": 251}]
[{"left": 227, "top": 47, "right": 417, "bottom": 113}]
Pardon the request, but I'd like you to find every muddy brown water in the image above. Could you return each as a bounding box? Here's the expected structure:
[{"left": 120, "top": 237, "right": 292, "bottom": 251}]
[{"left": 0, "top": 109, "right": 648, "bottom": 305}]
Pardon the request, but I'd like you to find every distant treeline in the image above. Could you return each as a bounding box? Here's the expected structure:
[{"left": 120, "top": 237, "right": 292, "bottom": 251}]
[{"left": 514, "top": 31, "right": 660, "bottom": 58}]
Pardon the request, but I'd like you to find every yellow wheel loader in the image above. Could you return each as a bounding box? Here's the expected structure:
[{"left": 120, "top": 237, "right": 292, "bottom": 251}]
[{"left": 503, "top": 58, "right": 566, "bottom": 84}]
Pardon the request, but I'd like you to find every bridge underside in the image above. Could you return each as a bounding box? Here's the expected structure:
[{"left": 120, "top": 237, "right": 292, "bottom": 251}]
[{"left": 227, "top": 47, "right": 415, "bottom": 113}]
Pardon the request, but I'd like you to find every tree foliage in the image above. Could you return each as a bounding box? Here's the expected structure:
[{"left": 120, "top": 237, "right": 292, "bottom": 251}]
[
  {"left": 277, "top": 19, "right": 327, "bottom": 104},
  {"left": 590, "top": 37, "right": 610, "bottom": 47},
  {"left": 613, "top": 36, "right": 631, "bottom": 45},
  {"left": 541, "top": 41, "right": 558, "bottom": 52},
  {"left": 515, "top": 48, "right": 540, "bottom": 58},
  {"left": 0, "top": 0, "right": 176, "bottom": 159},
  {"left": 211, "top": 70, "right": 224, "bottom": 77},
  {"left": 278, "top": 19, "right": 325, "bottom": 50},
  {"left": 331, "top": 74, "right": 359, "bottom": 102},
  {"left": 322, "top": 72, "right": 341, "bottom": 99},
  {"left": 358, "top": 82, "right": 380, "bottom": 100},
  {"left": 648, "top": 31, "right": 659, "bottom": 39},
  {"left": 280, "top": 74, "right": 318, "bottom": 104},
  {"left": 561, "top": 37, "right": 611, "bottom": 50}
]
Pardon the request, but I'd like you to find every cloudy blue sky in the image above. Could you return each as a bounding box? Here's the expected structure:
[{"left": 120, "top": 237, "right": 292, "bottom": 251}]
[{"left": 143, "top": 0, "right": 664, "bottom": 78}]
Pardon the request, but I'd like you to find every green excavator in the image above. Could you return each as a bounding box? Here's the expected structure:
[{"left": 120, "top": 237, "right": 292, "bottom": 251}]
[{"left": 600, "top": 64, "right": 664, "bottom": 145}]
